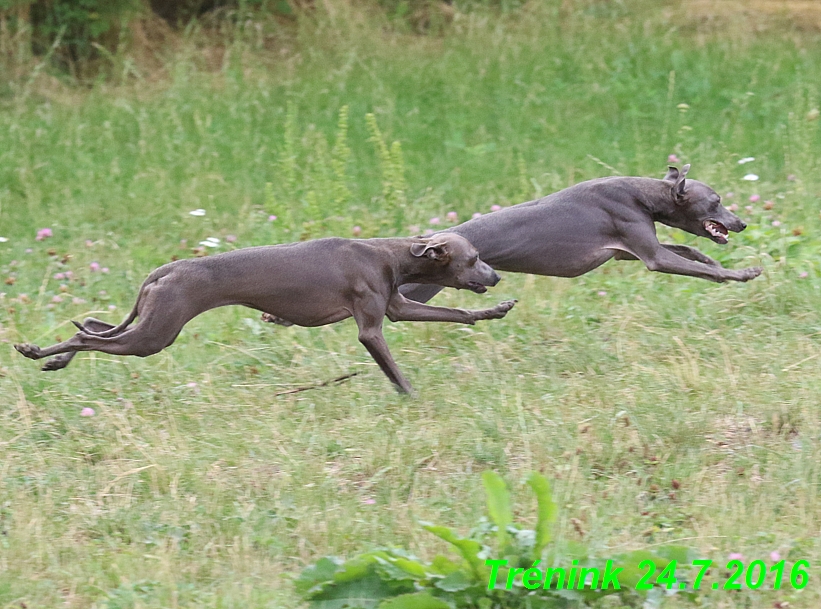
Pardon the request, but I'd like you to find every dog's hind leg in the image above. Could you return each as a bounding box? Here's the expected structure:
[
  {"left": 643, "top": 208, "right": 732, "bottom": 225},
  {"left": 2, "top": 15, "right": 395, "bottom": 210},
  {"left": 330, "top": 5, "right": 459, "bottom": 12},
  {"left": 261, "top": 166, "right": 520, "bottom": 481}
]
[
  {"left": 16, "top": 314, "right": 186, "bottom": 364},
  {"left": 17, "top": 281, "right": 198, "bottom": 367},
  {"left": 40, "top": 318, "right": 118, "bottom": 371}
]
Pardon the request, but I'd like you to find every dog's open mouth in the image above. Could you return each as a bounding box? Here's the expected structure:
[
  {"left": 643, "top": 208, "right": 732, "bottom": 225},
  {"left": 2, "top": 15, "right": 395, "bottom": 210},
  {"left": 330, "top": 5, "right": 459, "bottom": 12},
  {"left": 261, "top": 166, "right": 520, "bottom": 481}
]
[
  {"left": 704, "top": 220, "right": 729, "bottom": 244},
  {"left": 467, "top": 282, "right": 488, "bottom": 294}
]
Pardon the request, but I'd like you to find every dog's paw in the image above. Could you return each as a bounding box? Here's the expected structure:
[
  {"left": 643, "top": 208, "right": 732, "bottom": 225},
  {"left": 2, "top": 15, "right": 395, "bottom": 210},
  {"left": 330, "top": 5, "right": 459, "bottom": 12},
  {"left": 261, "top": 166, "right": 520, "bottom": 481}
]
[
  {"left": 42, "top": 355, "right": 70, "bottom": 371},
  {"left": 14, "top": 343, "right": 41, "bottom": 359},
  {"left": 488, "top": 299, "right": 517, "bottom": 318},
  {"left": 261, "top": 312, "right": 294, "bottom": 327},
  {"left": 737, "top": 266, "right": 763, "bottom": 282}
]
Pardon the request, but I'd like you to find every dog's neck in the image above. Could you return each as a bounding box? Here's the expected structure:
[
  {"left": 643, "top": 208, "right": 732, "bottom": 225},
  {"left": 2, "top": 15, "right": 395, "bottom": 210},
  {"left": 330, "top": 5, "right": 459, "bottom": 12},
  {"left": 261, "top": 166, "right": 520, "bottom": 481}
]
[
  {"left": 614, "top": 177, "right": 677, "bottom": 219},
  {"left": 393, "top": 239, "right": 445, "bottom": 286}
]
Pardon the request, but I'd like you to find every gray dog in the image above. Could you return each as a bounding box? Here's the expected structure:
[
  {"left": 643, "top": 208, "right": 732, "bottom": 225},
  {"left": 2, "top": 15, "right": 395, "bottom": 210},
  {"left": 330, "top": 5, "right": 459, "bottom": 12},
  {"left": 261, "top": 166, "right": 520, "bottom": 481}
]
[
  {"left": 401, "top": 165, "right": 762, "bottom": 303},
  {"left": 15, "top": 233, "right": 516, "bottom": 394}
]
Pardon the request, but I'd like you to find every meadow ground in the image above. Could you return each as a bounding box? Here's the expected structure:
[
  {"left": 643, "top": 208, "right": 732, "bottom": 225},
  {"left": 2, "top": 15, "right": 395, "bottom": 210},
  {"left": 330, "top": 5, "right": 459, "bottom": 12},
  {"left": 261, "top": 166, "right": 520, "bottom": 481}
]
[{"left": 1, "top": 0, "right": 821, "bottom": 606}]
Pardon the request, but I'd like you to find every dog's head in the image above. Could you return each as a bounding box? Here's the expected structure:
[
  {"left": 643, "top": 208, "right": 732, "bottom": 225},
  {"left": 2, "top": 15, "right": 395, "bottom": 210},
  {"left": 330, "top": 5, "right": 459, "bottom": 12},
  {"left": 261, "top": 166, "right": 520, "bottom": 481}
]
[
  {"left": 659, "top": 164, "right": 747, "bottom": 244},
  {"left": 410, "top": 233, "right": 500, "bottom": 293}
]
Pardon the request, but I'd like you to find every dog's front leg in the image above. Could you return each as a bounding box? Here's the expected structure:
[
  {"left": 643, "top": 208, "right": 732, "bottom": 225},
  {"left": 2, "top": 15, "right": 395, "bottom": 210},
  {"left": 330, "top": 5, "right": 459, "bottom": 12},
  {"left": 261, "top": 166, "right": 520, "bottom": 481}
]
[
  {"left": 386, "top": 293, "right": 516, "bottom": 324},
  {"left": 615, "top": 244, "right": 722, "bottom": 267},
  {"left": 617, "top": 222, "right": 760, "bottom": 282},
  {"left": 640, "top": 246, "right": 761, "bottom": 282},
  {"left": 352, "top": 299, "right": 414, "bottom": 394},
  {"left": 398, "top": 283, "right": 445, "bottom": 304},
  {"left": 661, "top": 244, "right": 723, "bottom": 267}
]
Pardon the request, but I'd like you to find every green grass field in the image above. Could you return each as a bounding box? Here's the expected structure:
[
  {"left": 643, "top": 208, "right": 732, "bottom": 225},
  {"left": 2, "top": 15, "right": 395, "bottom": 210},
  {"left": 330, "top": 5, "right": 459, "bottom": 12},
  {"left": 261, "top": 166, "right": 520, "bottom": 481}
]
[{"left": 1, "top": 0, "right": 821, "bottom": 606}]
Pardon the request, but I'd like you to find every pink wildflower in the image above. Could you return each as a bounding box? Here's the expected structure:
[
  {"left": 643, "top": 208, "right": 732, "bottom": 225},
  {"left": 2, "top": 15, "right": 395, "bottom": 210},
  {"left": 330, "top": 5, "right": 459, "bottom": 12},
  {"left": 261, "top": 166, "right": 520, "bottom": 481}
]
[
  {"left": 90, "top": 262, "right": 100, "bottom": 272},
  {"left": 472, "top": 212, "right": 482, "bottom": 219},
  {"left": 429, "top": 217, "right": 440, "bottom": 225},
  {"left": 80, "top": 407, "right": 95, "bottom": 417},
  {"left": 727, "top": 204, "right": 738, "bottom": 212},
  {"left": 490, "top": 205, "right": 502, "bottom": 212},
  {"left": 226, "top": 235, "right": 237, "bottom": 243},
  {"left": 728, "top": 553, "right": 743, "bottom": 561},
  {"left": 749, "top": 194, "right": 760, "bottom": 202},
  {"left": 352, "top": 226, "right": 362, "bottom": 237},
  {"left": 35, "top": 228, "right": 53, "bottom": 241},
  {"left": 668, "top": 154, "right": 680, "bottom": 163},
  {"left": 771, "top": 551, "right": 782, "bottom": 561},
  {"left": 268, "top": 215, "right": 277, "bottom": 222},
  {"left": 446, "top": 211, "right": 458, "bottom": 223}
]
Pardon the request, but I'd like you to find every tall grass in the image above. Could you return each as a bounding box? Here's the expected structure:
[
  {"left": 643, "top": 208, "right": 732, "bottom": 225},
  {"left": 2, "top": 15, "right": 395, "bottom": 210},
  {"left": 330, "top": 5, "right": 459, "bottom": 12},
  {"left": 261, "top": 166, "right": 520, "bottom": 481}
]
[{"left": 1, "top": 1, "right": 821, "bottom": 606}]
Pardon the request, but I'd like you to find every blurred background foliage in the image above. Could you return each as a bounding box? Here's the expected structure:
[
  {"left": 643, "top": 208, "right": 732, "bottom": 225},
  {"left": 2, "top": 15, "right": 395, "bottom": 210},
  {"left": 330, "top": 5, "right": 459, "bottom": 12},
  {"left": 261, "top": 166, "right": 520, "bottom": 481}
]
[{"left": 0, "top": 0, "right": 520, "bottom": 78}]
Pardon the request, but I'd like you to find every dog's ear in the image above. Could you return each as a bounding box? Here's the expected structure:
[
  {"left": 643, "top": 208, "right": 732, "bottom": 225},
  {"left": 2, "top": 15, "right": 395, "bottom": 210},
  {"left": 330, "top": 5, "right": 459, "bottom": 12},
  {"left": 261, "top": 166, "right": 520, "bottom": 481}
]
[
  {"left": 672, "top": 163, "right": 690, "bottom": 201},
  {"left": 410, "top": 240, "right": 449, "bottom": 261},
  {"left": 663, "top": 166, "right": 679, "bottom": 182}
]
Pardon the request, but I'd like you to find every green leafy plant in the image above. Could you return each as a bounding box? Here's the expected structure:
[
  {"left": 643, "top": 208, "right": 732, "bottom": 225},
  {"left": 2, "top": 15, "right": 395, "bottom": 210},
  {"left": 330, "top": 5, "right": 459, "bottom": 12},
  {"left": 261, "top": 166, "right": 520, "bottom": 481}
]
[
  {"left": 366, "top": 112, "right": 408, "bottom": 230},
  {"left": 297, "top": 471, "right": 701, "bottom": 608},
  {"left": 27, "top": 0, "right": 140, "bottom": 66}
]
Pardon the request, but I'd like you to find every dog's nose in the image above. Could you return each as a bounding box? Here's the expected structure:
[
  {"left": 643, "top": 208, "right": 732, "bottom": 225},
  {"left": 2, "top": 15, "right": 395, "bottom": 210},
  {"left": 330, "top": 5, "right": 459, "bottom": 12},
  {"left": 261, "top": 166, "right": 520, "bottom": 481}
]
[
  {"left": 490, "top": 271, "right": 501, "bottom": 286},
  {"left": 739, "top": 221, "right": 747, "bottom": 231}
]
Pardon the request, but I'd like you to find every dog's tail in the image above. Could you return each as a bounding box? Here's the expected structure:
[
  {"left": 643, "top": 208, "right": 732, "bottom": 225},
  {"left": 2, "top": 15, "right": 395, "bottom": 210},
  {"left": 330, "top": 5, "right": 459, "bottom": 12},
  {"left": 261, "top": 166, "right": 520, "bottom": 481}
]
[
  {"left": 73, "top": 307, "right": 137, "bottom": 337},
  {"left": 73, "top": 265, "right": 173, "bottom": 337}
]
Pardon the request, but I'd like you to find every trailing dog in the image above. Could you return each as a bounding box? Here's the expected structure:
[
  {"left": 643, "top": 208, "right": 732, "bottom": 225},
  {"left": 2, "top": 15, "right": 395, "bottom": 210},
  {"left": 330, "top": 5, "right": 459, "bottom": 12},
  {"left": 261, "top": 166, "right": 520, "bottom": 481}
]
[
  {"left": 15, "top": 234, "right": 516, "bottom": 394},
  {"left": 401, "top": 165, "right": 763, "bottom": 303}
]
